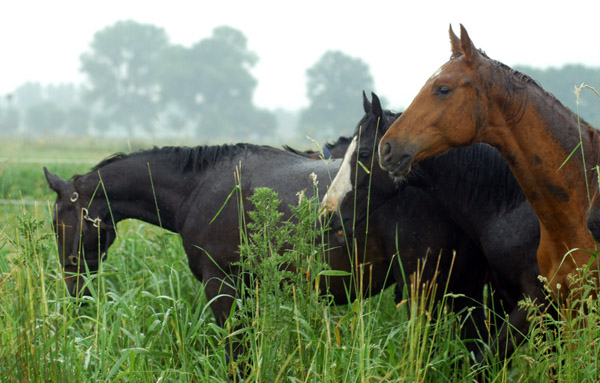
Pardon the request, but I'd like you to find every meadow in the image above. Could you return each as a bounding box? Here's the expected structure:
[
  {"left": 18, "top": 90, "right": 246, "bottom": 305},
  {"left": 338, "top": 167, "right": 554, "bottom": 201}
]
[{"left": 1, "top": 137, "right": 599, "bottom": 382}]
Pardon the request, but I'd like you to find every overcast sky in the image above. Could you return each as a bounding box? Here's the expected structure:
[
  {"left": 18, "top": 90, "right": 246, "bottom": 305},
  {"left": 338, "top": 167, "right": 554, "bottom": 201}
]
[{"left": 1, "top": 0, "right": 599, "bottom": 111}]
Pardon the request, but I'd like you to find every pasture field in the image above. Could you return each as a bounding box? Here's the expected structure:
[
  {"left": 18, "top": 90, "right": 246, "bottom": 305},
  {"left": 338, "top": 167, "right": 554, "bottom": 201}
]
[{"left": 1, "top": 137, "right": 599, "bottom": 382}]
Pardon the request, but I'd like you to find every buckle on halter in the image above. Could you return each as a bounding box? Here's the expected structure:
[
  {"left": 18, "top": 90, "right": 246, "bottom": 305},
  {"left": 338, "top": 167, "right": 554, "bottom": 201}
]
[
  {"left": 70, "top": 192, "right": 79, "bottom": 202},
  {"left": 82, "top": 208, "right": 101, "bottom": 228},
  {"left": 68, "top": 254, "right": 79, "bottom": 266}
]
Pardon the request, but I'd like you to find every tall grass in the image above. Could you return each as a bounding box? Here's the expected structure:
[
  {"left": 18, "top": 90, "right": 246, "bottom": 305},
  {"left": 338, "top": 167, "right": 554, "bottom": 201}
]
[{"left": 1, "top": 138, "right": 599, "bottom": 382}]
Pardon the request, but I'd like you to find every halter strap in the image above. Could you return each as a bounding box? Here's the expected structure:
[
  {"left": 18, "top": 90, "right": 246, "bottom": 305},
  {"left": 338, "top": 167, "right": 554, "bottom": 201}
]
[{"left": 65, "top": 184, "right": 113, "bottom": 267}]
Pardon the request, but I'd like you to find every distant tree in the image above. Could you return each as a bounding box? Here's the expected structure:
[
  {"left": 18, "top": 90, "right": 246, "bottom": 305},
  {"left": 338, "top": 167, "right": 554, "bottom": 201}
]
[
  {"left": 64, "top": 105, "right": 91, "bottom": 136},
  {"left": 0, "top": 106, "right": 20, "bottom": 135},
  {"left": 298, "top": 51, "right": 375, "bottom": 142},
  {"left": 13, "top": 83, "right": 44, "bottom": 114},
  {"left": 157, "top": 26, "right": 275, "bottom": 140},
  {"left": 25, "top": 101, "right": 65, "bottom": 135},
  {"left": 515, "top": 64, "right": 600, "bottom": 127},
  {"left": 46, "top": 84, "right": 80, "bottom": 111},
  {"left": 80, "top": 20, "right": 169, "bottom": 135}
]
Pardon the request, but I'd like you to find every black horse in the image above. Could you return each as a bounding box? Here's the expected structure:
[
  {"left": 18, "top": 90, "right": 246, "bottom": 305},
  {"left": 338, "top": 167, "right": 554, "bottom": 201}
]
[
  {"left": 324, "top": 92, "right": 548, "bottom": 362},
  {"left": 44, "top": 142, "right": 482, "bottom": 332},
  {"left": 45, "top": 145, "right": 349, "bottom": 323}
]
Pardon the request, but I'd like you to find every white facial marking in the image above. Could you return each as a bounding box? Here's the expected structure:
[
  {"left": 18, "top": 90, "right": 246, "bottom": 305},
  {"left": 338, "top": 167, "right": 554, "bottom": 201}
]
[{"left": 321, "top": 136, "right": 358, "bottom": 212}]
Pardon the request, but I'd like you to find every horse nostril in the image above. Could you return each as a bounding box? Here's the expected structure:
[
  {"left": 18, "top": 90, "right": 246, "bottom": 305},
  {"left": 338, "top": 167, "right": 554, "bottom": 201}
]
[{"left": 380, "top": 141, "right": 392, "bottom": 157}]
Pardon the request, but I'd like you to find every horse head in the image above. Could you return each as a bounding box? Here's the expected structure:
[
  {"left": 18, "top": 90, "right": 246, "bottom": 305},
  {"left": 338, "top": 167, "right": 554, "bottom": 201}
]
[
  {"left": 322, "top": 92, "right": 401, "bottom": 234},
  {"left": 44, "top": 167, "right": 116, "bottom": 297},
  {"left": 379, "top": 24, "right": 485, "bottom": 177}
]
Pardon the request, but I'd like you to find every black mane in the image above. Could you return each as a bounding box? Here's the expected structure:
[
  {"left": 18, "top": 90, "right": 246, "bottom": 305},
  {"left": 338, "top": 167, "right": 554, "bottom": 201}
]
[
  {"left": 411, "top": 143, "right": 527, "bottom": 212},
  {"left": 283, "top": 135, "right": 353, "bottom": 156},
  {"left": 358, "top": 102, "right": 525, "bottom": 212},
  {"left": 91, "top": 143, "right": 266, "bottom": 174}
]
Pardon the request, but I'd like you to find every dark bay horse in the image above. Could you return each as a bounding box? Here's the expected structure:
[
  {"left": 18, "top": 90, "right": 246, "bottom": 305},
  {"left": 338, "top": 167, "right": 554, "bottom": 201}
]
[
  {"left": 45, "top": 145, "right": 358, "bottom": 326},
  {"left": 321, "top": 95, "right": 502, "bottom": 355},
  {"left": 44, "top": 142, "right": 478, "bottom": 333},
  {"left": 379, "top": 25, "right": 600, "bottom": 302},
  {"left": 324, "top": 92, "right": 547, "bottom": 362}
]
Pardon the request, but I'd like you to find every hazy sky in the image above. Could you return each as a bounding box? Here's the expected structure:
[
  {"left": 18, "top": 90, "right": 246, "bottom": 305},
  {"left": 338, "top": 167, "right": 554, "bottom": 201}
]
[{"left": 1, "top": 0, "right": 599, "bottom": 111}]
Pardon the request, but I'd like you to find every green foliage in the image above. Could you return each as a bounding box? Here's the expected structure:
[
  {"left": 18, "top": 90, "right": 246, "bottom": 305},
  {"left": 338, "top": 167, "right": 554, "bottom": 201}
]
[
  {"left": 232, "top": 188, "right": 332, "bottom": 380},
  {"left": 298, "top": 51, "right": 375, "bottom": 142},
  {"left": 80, "top": 20, "right": 169, "bottom": 135},
  {"left": 2, "top": 141, "right": 600, "bottom": 382},
  {"left": 157, "top": 26, "right": 275, "bottom": 140}
]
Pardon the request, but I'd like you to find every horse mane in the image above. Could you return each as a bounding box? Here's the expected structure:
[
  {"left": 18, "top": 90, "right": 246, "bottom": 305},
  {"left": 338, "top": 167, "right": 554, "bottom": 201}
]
[
  {"left": 283, "top": 135, "right": 353, "bottom": 156},
  {"left": 484, "top": 52, "right": 600, "bottom": 167},
  {"left": 410, "top": 143, "right": 527, "bottom": 212},
  {"left": 91, "top": 143, "right": 266, "bottom": 174}
]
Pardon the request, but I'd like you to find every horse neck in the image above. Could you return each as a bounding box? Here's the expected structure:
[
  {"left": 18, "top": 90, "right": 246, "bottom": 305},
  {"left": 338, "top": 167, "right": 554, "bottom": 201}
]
[
  {"left": 484, "top": 82, "right": 597, "bottom": 246},
  {"left": 83, "top": 157, "right": 195, "bottom": 233},
  {"left": 413, "top": 156, "right": 499, "bottom": 241}
]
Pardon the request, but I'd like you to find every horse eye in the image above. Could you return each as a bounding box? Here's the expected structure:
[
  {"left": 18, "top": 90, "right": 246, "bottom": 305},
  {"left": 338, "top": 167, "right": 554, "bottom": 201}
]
[
  {"left": 358, "top": 151, "right": 370, "bottom": 160},
  {"left": 436, "top": 85, "right": 451, "bottom": 96}
]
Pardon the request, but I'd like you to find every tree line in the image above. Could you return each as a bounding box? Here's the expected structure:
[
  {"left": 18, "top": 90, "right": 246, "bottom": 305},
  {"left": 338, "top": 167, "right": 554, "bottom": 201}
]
[
  {"left": 0, "top": 21, "right": 375, "bottom": 143},
  {"left": 0, "top": 20, "right": 599, "bottom": 143}
]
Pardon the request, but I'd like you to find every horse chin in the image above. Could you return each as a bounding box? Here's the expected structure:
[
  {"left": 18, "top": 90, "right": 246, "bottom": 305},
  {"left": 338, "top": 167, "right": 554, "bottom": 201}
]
[
  {"left": 388, "top": 162, "right": 412, "bottom": 179},
  {"left": 389, "top": 172, "right": 409, "bottom": 185}
]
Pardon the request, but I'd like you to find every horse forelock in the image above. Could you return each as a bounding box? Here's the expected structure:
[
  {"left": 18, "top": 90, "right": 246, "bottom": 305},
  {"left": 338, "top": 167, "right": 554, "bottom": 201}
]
[{"left": 354, "top": 108, "right": 400, "bottom": 138}]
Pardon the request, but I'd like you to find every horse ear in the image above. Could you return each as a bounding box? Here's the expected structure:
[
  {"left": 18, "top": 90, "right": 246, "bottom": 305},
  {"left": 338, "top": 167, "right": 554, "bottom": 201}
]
[
  {"left": 44, "top": 167, "right": 69, "bottom": 195},
  {"left": 371, "top": 92, "right": 383, "bottom": 118},
  {"left": 449, "top": 24, "right": 461, "bottom": 57},
  {"left": 459, "top": 24, "right": 478, "bottom": 65},
  {"left": 362, "top": 90, "right": 370, "bottom": 113}
]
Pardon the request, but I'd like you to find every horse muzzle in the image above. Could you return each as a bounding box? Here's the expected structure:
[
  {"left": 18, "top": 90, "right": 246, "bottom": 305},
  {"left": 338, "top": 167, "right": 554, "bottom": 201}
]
[{"left": 378, "top": 140, "right": 416, "bottom": 177}]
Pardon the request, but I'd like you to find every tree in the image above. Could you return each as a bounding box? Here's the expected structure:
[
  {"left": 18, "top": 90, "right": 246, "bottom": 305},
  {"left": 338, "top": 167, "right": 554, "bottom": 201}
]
[
  {"left": 0, "top": 106, "right": 20, "bottom": 135},
  {"left": 80, "top": 20, "right": 169, "bottom": 134},
  {"left": 64, "top": 105, "right": 91, "bottom": 136},
  {"left": 157, "top": 26, "right": 275, "bottom": 140},
  {"left": 298, "top": 51, "right": 375, "bottom": 142},
  {"left": 25, "top": 101, "right": 65, "bottom": 135}
]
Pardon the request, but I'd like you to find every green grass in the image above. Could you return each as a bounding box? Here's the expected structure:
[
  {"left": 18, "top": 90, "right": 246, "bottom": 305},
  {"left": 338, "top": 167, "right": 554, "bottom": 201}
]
[{"left": 1, "top": 137, "right": 599, "bottom": 382}]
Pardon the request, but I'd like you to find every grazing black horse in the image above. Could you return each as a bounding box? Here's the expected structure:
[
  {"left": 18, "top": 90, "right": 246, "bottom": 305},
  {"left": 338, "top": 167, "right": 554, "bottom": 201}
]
[
  {"left": 324, "top": 92, "right": 547, "bottom": 362},
  {"left": 44, "top": 142, "right": 477, "bottom": 329}
]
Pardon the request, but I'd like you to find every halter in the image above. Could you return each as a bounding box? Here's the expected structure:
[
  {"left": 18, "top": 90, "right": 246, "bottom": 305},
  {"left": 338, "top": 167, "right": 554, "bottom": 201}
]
[{"left": 66, "top": 187, "right": 114, "bottom": 267}]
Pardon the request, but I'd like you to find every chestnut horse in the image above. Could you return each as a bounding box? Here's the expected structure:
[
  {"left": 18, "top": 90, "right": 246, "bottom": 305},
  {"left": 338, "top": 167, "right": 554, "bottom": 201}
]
[
  {"left": 378, "top": 25, "right": 600, "bottom": 301},
  {"left": 325, "top": 92, "right": 547, "bottom": 362}
]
